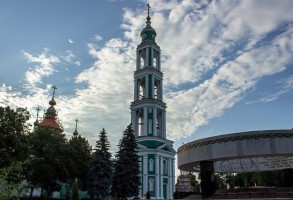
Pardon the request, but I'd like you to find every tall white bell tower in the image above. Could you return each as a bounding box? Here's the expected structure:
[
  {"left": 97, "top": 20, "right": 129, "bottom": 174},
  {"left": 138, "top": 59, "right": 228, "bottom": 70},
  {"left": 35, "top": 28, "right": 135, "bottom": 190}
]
[{"left": 130, "top": 4, "right": 176, "bottom": 199}]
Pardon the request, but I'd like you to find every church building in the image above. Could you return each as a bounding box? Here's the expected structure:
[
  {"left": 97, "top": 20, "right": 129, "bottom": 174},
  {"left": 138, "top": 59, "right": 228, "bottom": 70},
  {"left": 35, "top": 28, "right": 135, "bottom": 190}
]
[
  {"left": 34, "top": 86, "right": 63, "bottom": 133},
  {"left": 130, "top": 5, "right": 176, "bottom": 199}
]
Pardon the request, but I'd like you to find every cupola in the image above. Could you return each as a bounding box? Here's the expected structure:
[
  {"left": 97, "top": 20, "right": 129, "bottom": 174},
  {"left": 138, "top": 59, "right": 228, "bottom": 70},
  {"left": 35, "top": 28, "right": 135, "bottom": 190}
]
[{"left": 140, "top": 4, "right": 156, "bottom": 43}]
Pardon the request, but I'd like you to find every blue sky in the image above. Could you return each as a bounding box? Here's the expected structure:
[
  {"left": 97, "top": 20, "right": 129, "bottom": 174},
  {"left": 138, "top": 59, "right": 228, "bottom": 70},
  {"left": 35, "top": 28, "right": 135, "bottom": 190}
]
[{"left": 1, "top": 0, "right": 293, "bottom": 158}]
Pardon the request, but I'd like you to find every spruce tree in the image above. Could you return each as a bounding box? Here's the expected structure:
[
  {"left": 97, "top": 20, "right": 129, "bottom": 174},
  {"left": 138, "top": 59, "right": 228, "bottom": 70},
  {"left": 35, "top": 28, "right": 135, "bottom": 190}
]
[
  {"left": 112, "top": 124, "right": 141, "bottom": 199},
  {"left": 88, "top": 128, "right": 112, "bottom": 200}
]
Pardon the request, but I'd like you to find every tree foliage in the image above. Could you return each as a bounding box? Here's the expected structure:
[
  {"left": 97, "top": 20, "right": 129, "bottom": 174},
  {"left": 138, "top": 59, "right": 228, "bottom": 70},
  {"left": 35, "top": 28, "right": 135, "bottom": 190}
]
[
  {"left": 189, "top": 172, "right": 200, "bottom": 193},
  {"left": 0, "top": 106, "right": 30, "bottom": 168},
  {"left": 88, "top": 128, "right": 112, "bottom": 200},
  {"left": 67, "top": 134, "right": 92, "bottom": 190},
  {"left": 27, "top": 126, "right": 69, "bottom": 198},
  {"left": 0, "top": 160, "right": 33, "bottom": 199},
  {"left": 112, "top": 124, "right": 140, "bottom": 199}
]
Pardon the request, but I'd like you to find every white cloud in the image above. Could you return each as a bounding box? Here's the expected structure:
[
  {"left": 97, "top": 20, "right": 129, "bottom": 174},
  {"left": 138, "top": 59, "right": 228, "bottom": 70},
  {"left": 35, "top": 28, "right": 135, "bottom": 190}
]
[
  {"left": 55, "top": 38, "right": 136, "bottom": 147},
  {"left": 68, "top": 38, "right": 75, "bottom": 44},
  {"left": 94, "top": 34, "right": 103, "bottom": 42},
  {"left": 247, "top": 75, "right": 293, "bottom": 104},
  {"left": 63, "top": 50, "right": 81, "bottom": 66},
  {"left": 23, "top": 49, "right": 60, "bottom": 90}
]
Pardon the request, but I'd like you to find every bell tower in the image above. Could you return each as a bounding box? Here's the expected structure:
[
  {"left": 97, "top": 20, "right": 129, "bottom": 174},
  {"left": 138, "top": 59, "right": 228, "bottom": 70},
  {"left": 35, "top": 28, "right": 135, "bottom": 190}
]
[{"left": 130, "top": 4, "right": 176, "bottom": 199}]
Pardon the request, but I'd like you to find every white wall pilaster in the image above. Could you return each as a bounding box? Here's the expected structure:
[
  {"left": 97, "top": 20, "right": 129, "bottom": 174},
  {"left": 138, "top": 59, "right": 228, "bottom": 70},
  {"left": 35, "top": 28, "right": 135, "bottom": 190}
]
[
  {"left": 143, "top": 107, "right": 148, "bottom": 136},
  {"left": 153, "top": 108, "right": 157, "bottom": 136},
  {"left": 155, "top": 155, "right": 160, "bottom": 198},
  {"left": 143, "top": 155, "right": 148, "bottom": 197},
  {"left": 131, "top": 110, "right": 136, "bottom": 136},
  {"left": 145, "top": 75, "right": 149, "bottom": 98},
  {"left": 134, "top": 79, "right": 138, "bottom": 100},
  {"left": 168, "top": 158, "right": 172, "bottom": 199},
  {"left": 162, "top": 111, "right": 166, "bottom": 138},
  {"left": 145, "top": 47, "right": 150, "bottom": 67}
]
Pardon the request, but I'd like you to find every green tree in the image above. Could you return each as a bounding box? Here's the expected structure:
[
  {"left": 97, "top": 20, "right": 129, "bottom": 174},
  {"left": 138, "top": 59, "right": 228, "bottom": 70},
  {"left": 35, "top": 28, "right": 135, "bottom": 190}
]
[
  {"left": 0, "top": 160, "right": 33, "bottom": 199},
  {"left": 112, "top": 124, "right": 140, "bottom": 200},
  {"left": 189, "top": 172, "right": 200, "bottom": 193},
  {"left": 88, "top": 128, "right": 112, "bottom": 200},
  {"left": 252, "top": 171, "right": 283, "bottom": 187},
  {"left": 27, "top": 126, "right": 69, "bottom": 198},
  {"left": 0, "top": 106, "right": 30, "bottom": 168},
  {"left": 67, "top": 134, "right": 92, "bottom": 190}
]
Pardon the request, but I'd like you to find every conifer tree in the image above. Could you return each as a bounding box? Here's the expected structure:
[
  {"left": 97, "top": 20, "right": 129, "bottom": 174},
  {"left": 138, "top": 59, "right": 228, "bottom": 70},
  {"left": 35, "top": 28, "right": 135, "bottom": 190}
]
[
  {"left": 88, "top": 128, "right": 112, "bottom": 200},
  {"left": 112, "top": 124, "right": 141, "bottom": 199}
]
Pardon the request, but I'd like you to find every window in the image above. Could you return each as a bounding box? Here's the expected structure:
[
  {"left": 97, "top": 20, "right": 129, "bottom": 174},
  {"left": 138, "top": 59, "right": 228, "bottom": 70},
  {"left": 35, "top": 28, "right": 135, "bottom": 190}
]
[
  {"left": 149, "top": 178, "right": 154, "bottom": 191},
  {"left": 138, "top": 115, "right": 144, "bottom": 136},
  {"left": 149, "top": 159, "right": 154, "bottom": 172},
  {"left": 154, "top": 84, "right": 157, "bottom": 99},
  {"left": 163, "top": 159, "right": 168, "bottom": 174},
  {"left": 153, "top": 49, "right": 159, "bottom": 69}
]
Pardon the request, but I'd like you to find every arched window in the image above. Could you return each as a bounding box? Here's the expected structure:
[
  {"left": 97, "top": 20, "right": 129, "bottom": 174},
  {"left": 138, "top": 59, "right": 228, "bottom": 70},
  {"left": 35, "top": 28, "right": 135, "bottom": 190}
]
[
  {"left": 149, "top": 159, "right": 154, "bottom": 172},
  {"left": 149, "top": 178, "right": 154, "bottom": 192},
  {"left": 154, "top": 84, "right": 158, "bottom": 99},
  {"left": 139, "top": 50, "right": 146, "bottom": 69},
  {"left": 153, "top": 49, "right": 159, "bottom": 69},
  {"left": 154, "top": 80, "right": 161, "bottom": 100},
  {"left": 140, "top": 57, "right": 145, "bottom": 68},
  {"left": 156, "top": 111, "right": 162, "bottom": 137},
  {"left": 163, "top": 159, "right": 168, "bottom": 174},
  {"left": 138, "top": 114, "right": 144, "bottom": 136},
  {"left": 138, "top": 79, "right": 146, "bottom": 100}
]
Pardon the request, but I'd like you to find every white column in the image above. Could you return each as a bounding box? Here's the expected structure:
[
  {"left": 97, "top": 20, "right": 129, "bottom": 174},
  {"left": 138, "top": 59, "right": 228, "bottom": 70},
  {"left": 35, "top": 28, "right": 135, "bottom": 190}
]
[
  {"left": 172, "top": 158, "right": 175, "bottom": 198},
  {"left": 145, "top": 75, "right": 149, "bottom": 98},
  {"left": 160, "top": 157, "right": 164, "bottom": 198},
  {"left": 168, "top": 158, "right": 172, "bottom": 199},
  {"left": 143, "top": 155, "right": 148, "bottom": 197},
  {"left": 139, "top": 156, "right": 143, "bottom": 197},
  {"left": 146, "top": 47, "right": 149, "bottom": 67},
  {"left": 137, "top": 51, "right": 139, "bottom": 70},
  {"left": 151, "top": 75, "right": 154, "bottom": 98},
  {"left": 134, "top": 79, "right": 138, "bottom": 100},
  {"left": 155, "top": 155, "right": 160, "bottom": 199},
  {"left": 143, "top": 107, "right": 148, "bottom": 136},
  {"left": 162, "top": 111, "right": 166, "bottom": 138},
  {"left": 131, "top": 110, "right": 137, "bottom": 137},
  {"left": 158, "top": 52, "right": 161, "bottom": 71},
  {"left": 153, "top": 108, "right": 157, "bottom": 136},
  {"left": 160, "top": 80, "right": 163, "bottom": 101}
]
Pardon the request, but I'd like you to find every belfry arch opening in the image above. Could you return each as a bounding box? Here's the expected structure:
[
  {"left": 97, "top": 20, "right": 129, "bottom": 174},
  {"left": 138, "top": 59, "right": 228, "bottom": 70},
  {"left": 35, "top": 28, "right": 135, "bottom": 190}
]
[
  {"left": 153, "top": 49, "right": 159, "bottom": 69},
  {"left": 156, "top": 111, "right": 162, "bottom": 137},
  {"left": 137, "top": 78, "right": 146, "bottom": 100},
  {"left": 154, "top": 79, "right": 161, "bottom": 100},
  {"left": 138, "top": 113, "right": 144, "bottom": 136},
  {"left": 139, "top": 49, "right": 147, "bottom": 69}
]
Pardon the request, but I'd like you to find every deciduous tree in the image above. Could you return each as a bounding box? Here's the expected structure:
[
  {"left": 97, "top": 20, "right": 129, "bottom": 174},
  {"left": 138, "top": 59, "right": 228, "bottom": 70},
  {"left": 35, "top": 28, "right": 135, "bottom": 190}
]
[
  {"left": 0, "top": 106, "right": 30, "bottom": 168},
  {"left": 28, "top": 126, "right": 68, "bottom": 198}
]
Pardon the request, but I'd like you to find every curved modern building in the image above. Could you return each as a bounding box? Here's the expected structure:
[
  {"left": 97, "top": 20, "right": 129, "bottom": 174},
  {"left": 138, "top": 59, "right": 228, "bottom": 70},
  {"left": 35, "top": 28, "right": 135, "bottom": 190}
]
[{"left": 177, "top": 129, "right": 293, "bottom": 197}]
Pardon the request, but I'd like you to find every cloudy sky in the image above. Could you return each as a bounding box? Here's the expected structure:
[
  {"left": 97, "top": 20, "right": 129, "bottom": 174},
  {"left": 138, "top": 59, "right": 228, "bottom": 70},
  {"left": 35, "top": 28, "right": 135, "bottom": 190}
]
[{"left": 1, "top": 0, "right": 293, "bottom": 157}]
